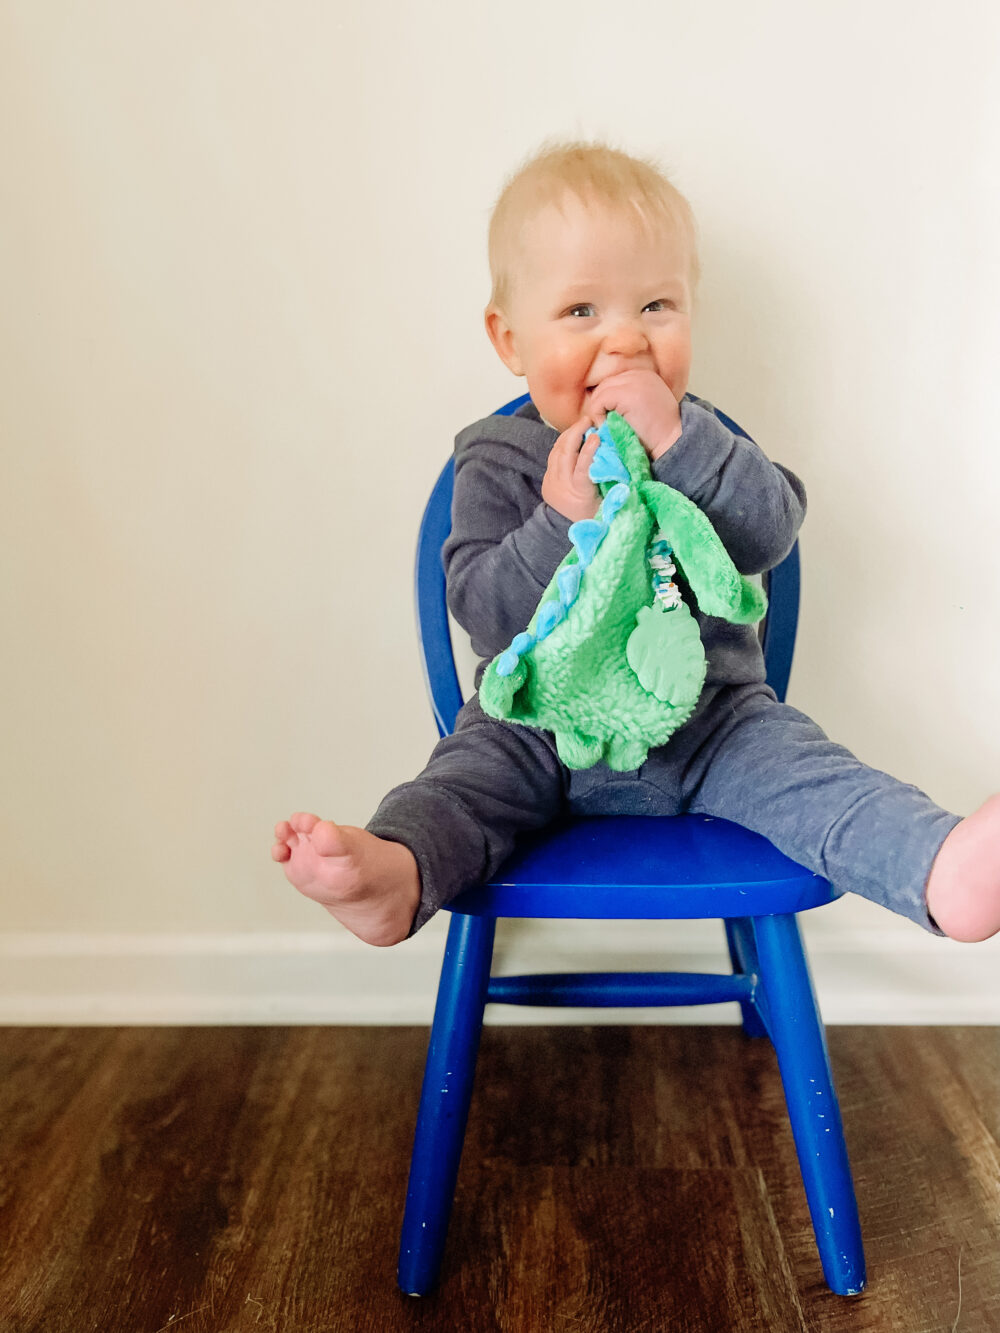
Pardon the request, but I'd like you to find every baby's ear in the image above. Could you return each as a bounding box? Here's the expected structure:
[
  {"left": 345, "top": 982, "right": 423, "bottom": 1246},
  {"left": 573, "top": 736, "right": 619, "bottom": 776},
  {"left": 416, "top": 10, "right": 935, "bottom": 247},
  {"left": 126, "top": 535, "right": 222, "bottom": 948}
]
[{"left": 484, "top": 305, "right": 524, "bottom": 376}]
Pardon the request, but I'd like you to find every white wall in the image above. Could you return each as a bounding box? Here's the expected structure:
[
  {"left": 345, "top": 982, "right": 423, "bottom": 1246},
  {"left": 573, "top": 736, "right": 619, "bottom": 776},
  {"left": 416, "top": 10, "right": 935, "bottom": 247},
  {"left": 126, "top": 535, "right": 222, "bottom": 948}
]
[{"left": 2, "top": 0, "right": 998, "bottom": 1022}]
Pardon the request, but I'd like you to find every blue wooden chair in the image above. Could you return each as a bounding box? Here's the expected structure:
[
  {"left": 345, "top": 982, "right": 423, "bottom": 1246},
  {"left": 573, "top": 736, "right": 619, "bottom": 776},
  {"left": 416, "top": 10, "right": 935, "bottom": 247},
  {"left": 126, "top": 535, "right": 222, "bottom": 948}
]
[{"left": 398, "top": 395, "right": 865, "bottom": 1297}]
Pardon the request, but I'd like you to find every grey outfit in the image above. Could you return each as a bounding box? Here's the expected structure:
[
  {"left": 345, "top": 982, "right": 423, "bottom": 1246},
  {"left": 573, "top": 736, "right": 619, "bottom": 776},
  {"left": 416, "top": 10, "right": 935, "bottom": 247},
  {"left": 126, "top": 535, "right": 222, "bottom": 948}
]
[{"left": 369, "top": 396, "right": 959, "bottom": 934}]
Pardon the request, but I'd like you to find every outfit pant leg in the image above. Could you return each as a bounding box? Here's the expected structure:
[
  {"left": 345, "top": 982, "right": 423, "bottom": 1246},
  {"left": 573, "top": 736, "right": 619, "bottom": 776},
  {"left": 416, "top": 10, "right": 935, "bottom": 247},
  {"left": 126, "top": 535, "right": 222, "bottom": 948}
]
[
  {"left": 367, "top": 697, "right": 568, "bottom": 933},
  {"left": 682, "top": 688, "right": 961, "bottom": 932}
]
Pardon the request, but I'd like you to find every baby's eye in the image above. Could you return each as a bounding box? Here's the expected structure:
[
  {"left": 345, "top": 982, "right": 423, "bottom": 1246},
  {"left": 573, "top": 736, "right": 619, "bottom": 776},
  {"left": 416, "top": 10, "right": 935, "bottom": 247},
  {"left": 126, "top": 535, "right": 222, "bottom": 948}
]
[
  {"left": 566, "top": 303, "right": 596, "bottom": 318},
  {"left": 643, "top": 299, "right": 676, "bottom": 313}
]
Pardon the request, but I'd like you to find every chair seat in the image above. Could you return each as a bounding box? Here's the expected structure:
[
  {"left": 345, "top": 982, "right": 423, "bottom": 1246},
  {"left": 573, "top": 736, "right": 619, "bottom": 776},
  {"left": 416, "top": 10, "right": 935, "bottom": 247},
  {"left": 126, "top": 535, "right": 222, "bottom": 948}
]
[{"left": 449, "top": 814, "right": 841, "bottom": 919}]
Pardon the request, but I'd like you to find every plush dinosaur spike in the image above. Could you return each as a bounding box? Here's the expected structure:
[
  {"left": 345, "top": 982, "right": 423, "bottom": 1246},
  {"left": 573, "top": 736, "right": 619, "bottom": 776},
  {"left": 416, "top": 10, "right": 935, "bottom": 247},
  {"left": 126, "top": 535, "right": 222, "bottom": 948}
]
[{"left": 479, "top": 411, "right": 767, "bottom": 771}]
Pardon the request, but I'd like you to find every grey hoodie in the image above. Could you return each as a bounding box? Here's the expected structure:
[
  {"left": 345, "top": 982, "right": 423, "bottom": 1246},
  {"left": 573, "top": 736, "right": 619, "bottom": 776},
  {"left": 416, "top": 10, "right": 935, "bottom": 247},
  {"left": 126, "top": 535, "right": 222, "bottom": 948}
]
[{"left": 443, "top": 394, "right": 806, "bottom": 698}]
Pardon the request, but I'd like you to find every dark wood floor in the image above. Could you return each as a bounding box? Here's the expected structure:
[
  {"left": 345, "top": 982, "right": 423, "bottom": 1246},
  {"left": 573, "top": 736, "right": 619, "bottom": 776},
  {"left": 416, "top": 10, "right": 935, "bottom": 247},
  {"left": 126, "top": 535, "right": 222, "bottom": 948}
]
[{"left": 1, "top": 1025, "right": 998, "bottom": 1332}]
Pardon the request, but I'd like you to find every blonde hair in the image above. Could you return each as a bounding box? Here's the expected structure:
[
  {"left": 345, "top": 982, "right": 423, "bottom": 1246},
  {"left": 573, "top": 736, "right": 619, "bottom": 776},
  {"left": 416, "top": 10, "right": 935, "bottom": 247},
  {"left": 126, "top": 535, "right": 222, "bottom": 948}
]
[{"left": 488, "top": 140, "right": 700, "bottom": 312}]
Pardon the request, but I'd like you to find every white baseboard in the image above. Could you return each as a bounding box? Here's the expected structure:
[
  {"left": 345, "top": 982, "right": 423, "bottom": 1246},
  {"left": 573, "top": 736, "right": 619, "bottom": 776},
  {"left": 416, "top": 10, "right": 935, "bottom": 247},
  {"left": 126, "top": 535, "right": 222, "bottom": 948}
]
[{"left": 1, "top": 901, "right": 998, "bottom": 1025}]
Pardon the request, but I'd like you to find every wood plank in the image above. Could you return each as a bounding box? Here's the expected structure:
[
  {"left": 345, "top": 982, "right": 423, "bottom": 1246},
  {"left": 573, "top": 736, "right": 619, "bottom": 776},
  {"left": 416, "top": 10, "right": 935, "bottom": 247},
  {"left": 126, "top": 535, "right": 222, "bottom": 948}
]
[{"left": 0, "top": 1026, "right": 997, "bottom": 1331}]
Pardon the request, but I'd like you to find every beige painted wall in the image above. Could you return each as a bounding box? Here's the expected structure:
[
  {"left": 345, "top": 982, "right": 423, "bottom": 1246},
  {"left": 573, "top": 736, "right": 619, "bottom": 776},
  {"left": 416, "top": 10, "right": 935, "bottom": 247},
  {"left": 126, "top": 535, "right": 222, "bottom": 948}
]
[{"left": 2, "top": 2, "right": 999, "bottom": 1002}]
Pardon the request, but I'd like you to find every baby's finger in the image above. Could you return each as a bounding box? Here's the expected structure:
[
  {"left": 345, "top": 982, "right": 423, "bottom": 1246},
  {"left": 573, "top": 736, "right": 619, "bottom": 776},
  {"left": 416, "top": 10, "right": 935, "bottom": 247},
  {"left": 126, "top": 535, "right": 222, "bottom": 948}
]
[
  {"left": 551, "top": 418, "right": 590, "bottom": 467},
  {"left": 546, "top": 440, "right": 574, "bottom": 487},
  {"left": 574, "top": 444, "right": 601, "bottom": 491},
  {"left": 588, "top": 383, "right": 624, "bottom": 421},
  {"left": 568, "top": 415, "right": 593, "bottom": 443},
  {"left": 576, "top": 429, "right": 600, "bottom": 469}
]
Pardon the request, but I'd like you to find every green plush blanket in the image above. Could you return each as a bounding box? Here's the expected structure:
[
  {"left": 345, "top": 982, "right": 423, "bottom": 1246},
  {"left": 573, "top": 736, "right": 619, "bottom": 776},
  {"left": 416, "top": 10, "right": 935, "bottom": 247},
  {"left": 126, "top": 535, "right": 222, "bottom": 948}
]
[{"left": 479, "top": 412, "right": 766, "bottom": 771}]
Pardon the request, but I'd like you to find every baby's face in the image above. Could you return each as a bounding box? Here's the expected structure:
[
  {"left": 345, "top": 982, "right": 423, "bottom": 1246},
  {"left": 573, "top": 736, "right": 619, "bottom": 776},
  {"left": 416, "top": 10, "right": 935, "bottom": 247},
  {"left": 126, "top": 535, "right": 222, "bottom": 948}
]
[{"left": 488, "top": 195, "right": 693, "bottom": 433}]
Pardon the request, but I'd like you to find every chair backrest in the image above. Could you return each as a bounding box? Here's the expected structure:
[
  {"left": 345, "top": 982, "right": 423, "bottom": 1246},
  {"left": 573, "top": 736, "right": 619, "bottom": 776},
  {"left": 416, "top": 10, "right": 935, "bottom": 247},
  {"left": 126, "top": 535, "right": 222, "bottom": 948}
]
[{"left": 415, "top": 395, "right": 800, "bottom": 738}]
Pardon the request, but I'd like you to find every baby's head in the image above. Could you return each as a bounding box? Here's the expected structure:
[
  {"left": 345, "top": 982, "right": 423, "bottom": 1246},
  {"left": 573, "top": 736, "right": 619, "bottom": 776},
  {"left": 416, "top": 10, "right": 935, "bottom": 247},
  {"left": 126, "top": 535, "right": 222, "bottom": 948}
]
[{"left": 485, "top": 142, "right": 700, "bottom": 432}]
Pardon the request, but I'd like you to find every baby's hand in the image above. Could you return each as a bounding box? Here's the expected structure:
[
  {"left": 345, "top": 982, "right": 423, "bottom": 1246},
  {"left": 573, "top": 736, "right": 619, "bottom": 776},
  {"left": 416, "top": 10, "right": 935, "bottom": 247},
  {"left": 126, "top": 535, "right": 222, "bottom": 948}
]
[
  {"left": 541, "top": 416, "right": 601, "bottom": 521},
  {"left": 588, "top": 369, "right": 682, "bottom": 460}
]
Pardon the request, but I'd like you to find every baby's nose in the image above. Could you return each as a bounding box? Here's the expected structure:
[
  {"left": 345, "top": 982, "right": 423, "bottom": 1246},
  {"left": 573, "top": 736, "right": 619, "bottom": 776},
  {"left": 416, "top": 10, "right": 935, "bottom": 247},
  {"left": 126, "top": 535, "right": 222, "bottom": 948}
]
[{"left": 601, "top": 320, "right": 649, "bottom": 355}]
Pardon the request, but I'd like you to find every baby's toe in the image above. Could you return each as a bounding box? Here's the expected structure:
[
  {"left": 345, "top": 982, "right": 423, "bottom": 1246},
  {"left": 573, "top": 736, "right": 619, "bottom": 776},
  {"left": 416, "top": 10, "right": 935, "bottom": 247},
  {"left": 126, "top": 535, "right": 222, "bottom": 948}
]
[
  {"left": 310, "top": 819, "right": 346, "bottom": 857},
  {"left": 274, "top": 819, "right": 293, "bottom": 841},
  {"left": 290, "top": 811, "right": 320, "bottom": 836}
]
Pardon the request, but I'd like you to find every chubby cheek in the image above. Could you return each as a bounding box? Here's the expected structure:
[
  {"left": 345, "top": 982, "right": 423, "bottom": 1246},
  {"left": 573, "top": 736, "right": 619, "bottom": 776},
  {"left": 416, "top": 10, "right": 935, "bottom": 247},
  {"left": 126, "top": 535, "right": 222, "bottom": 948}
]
[
  {"left": 665, "top": 360, "right": 690, "bottom": 401},
  {"left": 657, "top": 332, "right": 693, "bottom": 401},
  {"left": 527, "top": 344, "right": 592, "bottom": 427}
]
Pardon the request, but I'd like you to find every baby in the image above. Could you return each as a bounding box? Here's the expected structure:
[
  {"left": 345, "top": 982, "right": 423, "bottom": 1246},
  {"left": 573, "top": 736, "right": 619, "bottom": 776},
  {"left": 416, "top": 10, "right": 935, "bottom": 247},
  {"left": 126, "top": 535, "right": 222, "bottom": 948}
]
[{"left": 272, "top": 142, "right": 1000, "bottom": 948}]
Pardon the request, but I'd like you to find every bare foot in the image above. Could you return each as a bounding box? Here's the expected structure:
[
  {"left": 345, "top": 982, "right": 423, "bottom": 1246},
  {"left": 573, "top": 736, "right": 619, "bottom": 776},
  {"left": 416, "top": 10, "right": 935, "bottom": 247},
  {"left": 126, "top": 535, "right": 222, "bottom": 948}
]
[
  {"left": 925, "top": 795, "right": 1000, "bottom": 942},
  {"left": 271, "top": 812, "right": 421, "bottom": 947}
]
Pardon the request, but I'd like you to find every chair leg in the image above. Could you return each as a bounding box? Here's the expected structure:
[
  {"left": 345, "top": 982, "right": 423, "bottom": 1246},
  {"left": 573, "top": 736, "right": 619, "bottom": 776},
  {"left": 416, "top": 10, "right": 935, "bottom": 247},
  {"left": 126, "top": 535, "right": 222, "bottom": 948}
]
[
  {"left": 724, "top": 917, "right": 768, "bottom": 1038},
  {"left": 398, "top": 912, "right": 496, "bottom": 1295},
  {"left": 752, "top": 912, "right": 866, "bottom": 1296}
]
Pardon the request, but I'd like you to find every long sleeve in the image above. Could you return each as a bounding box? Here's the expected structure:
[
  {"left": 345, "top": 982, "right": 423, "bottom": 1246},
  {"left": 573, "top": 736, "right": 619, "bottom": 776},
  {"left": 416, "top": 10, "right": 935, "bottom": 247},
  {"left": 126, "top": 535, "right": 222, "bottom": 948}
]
[
  {"left": 650, "top": 396, "right": 807, "bottom": 575},
  {"left": 442, "top": 396, "right": 807, "bottom": 689},
  {"left": 444, "top": 411, "right": 569, "bottom": 659}
]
